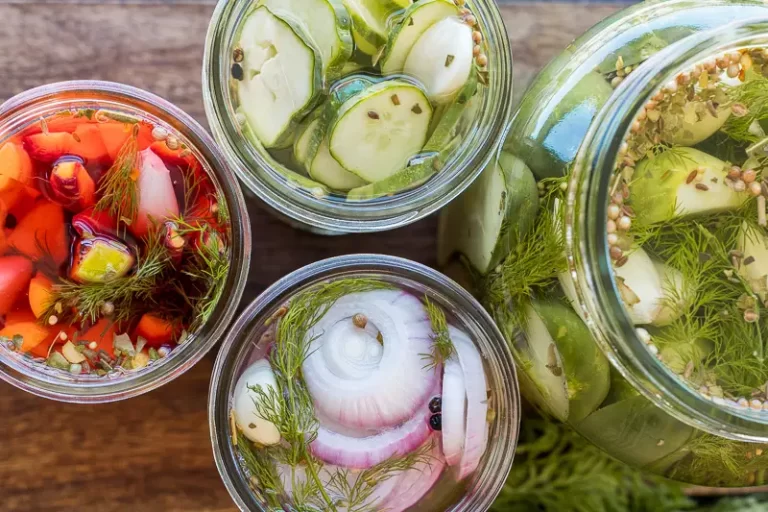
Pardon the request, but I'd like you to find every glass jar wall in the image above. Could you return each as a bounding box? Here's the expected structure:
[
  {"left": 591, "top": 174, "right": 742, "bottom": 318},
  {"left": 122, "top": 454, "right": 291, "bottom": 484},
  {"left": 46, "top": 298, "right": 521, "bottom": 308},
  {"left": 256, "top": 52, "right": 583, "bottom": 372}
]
[{"left": 439, "top": 1, "right": 768, "bottom": 487}]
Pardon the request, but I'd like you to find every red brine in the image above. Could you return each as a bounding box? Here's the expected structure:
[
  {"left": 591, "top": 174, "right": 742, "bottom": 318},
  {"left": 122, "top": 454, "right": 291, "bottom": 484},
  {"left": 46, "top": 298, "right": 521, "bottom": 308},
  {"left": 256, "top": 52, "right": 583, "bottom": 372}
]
[{"left": 0, "top": 109, "right": 231, "bottom": 375}]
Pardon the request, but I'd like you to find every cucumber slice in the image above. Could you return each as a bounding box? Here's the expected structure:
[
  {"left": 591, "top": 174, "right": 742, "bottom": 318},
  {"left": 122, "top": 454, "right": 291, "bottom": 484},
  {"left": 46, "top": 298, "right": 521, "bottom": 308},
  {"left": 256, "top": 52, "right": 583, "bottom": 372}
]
[
  {"left": 437, "top": 152, "right": 539, "bottom": 274},
  {"left": 632, "top": 147, "right": 745, "bottom": 225},
  {"left": 237, "top": 6, "right": 322, "bottom": 148},
  {"left": 403, "top": 17, "right": 474, "bottom": 102},
  {"left": 529, "top": 300, "right": 611, "bottom": 423},
  {"left": 379, "top": 0, "right": 460, "bottom": 74},
  {"left": 329, "top": 80, "right": 432, "bottom": 182},
  {"left": 346, "top": 159, "right": 433, "bottom": 200},
  {"left": 661, "top": 101, "right": 731, "bottom": 147},
  {"left": 576, "top": 395, "right": 694, "bottom": 468},
  {"left": 738, "top": 221, "right": 768, "bottom": 301},
  {"left": 601, "top": 367, "right": 641, "bottom": 407},
  {"left": 309, "top": 140, "right": 368, "bottom": 190},
  {"left": 260, "top": 0, "right": 353, "bottom": 78},
  {"left": 294, "top": 116, "right": 323, "bottom": 168},
  {"left": 343, "top": 0, "right": 388, "bottom": 55}
]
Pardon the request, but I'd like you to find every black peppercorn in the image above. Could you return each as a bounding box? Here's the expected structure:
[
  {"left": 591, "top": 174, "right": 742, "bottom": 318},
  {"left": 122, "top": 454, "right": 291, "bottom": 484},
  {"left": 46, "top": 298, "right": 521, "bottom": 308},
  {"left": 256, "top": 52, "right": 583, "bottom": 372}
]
[
  {"left": 231, "top": 63, "right": 244, "bottom": 81},
  {"left": 429, "top": 413, "right": 442, "bottom": 431},
  {"left": 429, "top": 396, "right": 442, "bottom": 414}
]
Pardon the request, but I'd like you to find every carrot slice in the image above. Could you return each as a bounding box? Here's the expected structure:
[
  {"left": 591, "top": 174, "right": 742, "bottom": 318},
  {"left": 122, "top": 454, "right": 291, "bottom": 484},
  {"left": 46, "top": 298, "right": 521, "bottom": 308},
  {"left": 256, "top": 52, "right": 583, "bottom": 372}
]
[
  {"left": 81, "top": 319, "right": 116, "bottom": 358},
  {"left": 28, "top": 273, "right": 54, "bottom": 319},
  {"left": 0, "top": 255, "right": 33, "bottom": 316},
  {"left": 136, "top": 123, "right": 155, "bottom": 151},
  {"left": 0, "top": 311, "right": 51, "bottom": 352},
  {"left": 23, "top": 132, "right": 75, "bottom": 163},
  {"left": 0, "top": 199, "right": 7, "bottom": 256},
  {"left": 98, "top": 122, "right": 133, "bottom": 161},
  {"left": 149, "top": 141, "right": 201, "bottom": 172},
  {"left": 135, "top": 313, "right": 177, "bottom": 347},
  {"left": 30, "top": 325, "right": 77, "bottom": 359},
  {"left": 0, "top": 142, "right": 33, "bottom": 210},
  {"left": 70, "top": 124, "right": 110, "bottom": 163},
  {"left": 7, "top": 186, "right": 42, "bottom": 221},
  {"left": 7, "top": 201, "right": 70, "bottom": 265}
]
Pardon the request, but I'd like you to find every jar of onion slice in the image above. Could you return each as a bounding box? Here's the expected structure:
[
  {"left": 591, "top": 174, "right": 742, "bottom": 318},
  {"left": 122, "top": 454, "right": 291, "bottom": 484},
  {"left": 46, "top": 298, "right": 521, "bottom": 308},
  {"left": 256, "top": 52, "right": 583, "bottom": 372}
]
[{"left": 209, "top": 254, "right": 519, "bottom": 512}]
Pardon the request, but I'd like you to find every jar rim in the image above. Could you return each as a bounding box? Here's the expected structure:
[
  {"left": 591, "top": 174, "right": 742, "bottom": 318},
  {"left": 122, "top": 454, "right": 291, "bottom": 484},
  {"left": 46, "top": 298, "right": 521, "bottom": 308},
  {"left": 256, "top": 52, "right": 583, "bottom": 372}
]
[
  {"left": 569, "top": 19, "right": 768, "bottom": 440},
  {"left": 0, "top": 80, "right": 252, "bottom": 403},
  {"left": 202, "top": 0, "right": 513, "bottom": 234},
  {"left": 208, "top": 254, "right": 520, "bottom": 511}
]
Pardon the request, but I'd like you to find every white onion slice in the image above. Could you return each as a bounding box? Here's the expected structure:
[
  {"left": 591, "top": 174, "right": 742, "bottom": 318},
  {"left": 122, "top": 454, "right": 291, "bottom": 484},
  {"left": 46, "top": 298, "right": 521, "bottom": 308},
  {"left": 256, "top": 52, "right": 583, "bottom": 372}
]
[
  {"left": 384, "top": 440, "right": 446, "bottom": 512},
  {"left": 449, "top": 326, "right": 489, "bottom": 480},
  {"left": 311, "top": 380, "right": 441, "bottom": 469},
  {"left": 441, "top": 355, "right": 466, "bottom": 467},
  {"left": 302, "top": 290, "right": 438, "bottom": 429}
]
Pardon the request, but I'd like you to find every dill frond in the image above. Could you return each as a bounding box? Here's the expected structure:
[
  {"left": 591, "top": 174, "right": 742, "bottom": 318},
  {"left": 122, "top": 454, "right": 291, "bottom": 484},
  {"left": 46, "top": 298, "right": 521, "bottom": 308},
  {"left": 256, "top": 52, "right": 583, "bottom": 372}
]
[
  {"left": 94, "top": 125, "right": 141, "bottom": 232},
  {"left": 422, "top": 297, "right": 454, "bottom": 370},
  {"left": 235, "top": 431, "right": 285, "bottom": 509}
]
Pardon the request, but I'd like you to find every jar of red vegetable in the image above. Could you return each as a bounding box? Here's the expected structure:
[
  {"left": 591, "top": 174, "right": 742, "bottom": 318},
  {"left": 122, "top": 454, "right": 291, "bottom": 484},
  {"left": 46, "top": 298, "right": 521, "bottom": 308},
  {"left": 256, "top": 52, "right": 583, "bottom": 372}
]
[
  {"left": 209, "top": 254, "right": 519, "bottom": 511},
  {"left": 0, "top": 81, "right": 251, "bottom": 402}
]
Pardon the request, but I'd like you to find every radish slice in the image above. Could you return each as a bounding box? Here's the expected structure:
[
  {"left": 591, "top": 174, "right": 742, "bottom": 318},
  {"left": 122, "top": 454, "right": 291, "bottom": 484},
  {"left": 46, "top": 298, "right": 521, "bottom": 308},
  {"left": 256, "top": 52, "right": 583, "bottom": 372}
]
[
  {"left": 449, "top": 326, "right": 489, "bottom": 480},
  {"left": 441, "top": 355, "right": 466, "bottom": 467},
  {"left": 384, "top": 440, "right": 446, "bottom": 512},
  {"left": 232, "top": 360, "right": 281, "bottom": 446},
  {"left": 302, "top": 290, "right": 438, "bottom": 429},
  {"left": 132, "top": 148, "right": 180, "bottom": 238}
]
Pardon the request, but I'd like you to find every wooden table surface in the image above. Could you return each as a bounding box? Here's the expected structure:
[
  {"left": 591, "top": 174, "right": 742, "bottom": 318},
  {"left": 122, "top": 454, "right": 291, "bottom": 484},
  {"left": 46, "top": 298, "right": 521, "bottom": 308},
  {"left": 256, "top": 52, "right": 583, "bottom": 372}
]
[{"left": 0, "top": 2, "right": 630, "bottom": 511}]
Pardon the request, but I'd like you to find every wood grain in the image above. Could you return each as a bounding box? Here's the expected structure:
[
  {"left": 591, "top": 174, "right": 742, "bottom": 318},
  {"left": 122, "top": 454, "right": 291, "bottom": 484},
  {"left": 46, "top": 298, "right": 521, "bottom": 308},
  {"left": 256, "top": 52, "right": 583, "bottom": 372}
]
[{"left": 9, "top": 3, "right": 733, "bottom": 511}]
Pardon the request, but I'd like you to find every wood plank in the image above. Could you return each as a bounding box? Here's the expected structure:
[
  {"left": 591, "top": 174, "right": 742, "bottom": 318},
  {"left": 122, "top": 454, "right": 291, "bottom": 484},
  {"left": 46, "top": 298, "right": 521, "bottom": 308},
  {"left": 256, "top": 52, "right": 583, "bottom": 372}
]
[{"left": 6, "top": 3, "right": 752, "bottom": 511}]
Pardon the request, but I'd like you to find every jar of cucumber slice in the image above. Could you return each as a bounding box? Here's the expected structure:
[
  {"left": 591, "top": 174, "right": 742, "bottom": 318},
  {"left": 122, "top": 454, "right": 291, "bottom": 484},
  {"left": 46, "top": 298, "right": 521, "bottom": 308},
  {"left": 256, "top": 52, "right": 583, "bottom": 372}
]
[
  {"left": 440, "top": 1, "right": 768, "bottom": 488},
  {"left": 203, "top": 0, "right": 511, "bottom": 233}
]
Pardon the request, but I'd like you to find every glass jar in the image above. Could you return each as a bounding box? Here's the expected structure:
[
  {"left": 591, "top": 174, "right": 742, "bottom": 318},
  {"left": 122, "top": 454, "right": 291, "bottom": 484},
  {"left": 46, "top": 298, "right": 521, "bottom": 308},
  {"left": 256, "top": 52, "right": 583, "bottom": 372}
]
[
  {"left": 202, "top": 0, "right": 513, "bottom": 234},
  {"left": 209, "top": 254, "right": 519, "bottom": 511},
  {"left": 0, "top": 81, "right": 251, "bottom": 403},
  {"left": 440, "top": 1, "right": 768, "bottom": 488}
]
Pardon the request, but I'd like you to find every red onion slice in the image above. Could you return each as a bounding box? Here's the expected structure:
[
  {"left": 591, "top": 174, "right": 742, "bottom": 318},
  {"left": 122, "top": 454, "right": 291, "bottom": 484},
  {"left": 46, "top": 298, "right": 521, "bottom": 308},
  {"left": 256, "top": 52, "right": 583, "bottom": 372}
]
[
  {"left": 384, "top": 440, "right": 446, "bottom": 512},
  {"left": 441, "top": 355, "right": 466, "bottom": 467},
  {"left": 302, "top": 290, "right": 438, "bottom": 430},
  {"left": 449, "top": 326, "right": 489, "bottom": 480}
]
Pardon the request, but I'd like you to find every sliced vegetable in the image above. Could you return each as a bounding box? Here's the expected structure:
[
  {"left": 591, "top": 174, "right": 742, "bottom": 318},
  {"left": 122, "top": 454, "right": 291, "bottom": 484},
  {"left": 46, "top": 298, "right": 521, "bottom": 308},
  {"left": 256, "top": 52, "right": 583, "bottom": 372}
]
[
  {"left": 0, "top": 142, "right": 32, "bottom": 209},
  {"left": 135, "top": 314, "right": 177, "bottom": 348},
  {"left": 309, "top": 139, "right": 368, "bottom": 190},
  {"left": 738, "top": 221, "right": 768, "bottom": 301},
  {"left": 403, "top": 17, "right": 474, "bottom": 102},
  {"left": 294, "top": 116, "right": 323, "bottom": 169},
  {"left": 30, "top": 325, "right": 76, "bottom": 359},
  {"left": 329, "top": 80, "right": 432, "bottom": 182},
  {"left": 0, "top": 255, "right": 34, "bottom": 316},
  {"left": 61, "top": 341, "right": 87, "bottom": 364},
  {"left": 0, "top": 312, "right": 50, "bottom": 352},
  {"left": 7, "top": 201, "right": 69, "bottom": 266},
  {"left": 302, "top": 290, "right": 438, "bottom": 429},
  {"left": 260, "top": 0, "right": 353, "bottom": 77},
  {"left": 661, "top": 100, "right": 731, "bottom": 146},
  {"left": 576, "top": 395, "right": 694, "bottom": 468},
  {"left": 342, "top": 0, "right": 388, "bottom": 56},
  {"left": 632, "top": 147, "right": 744, "bottom": 225},
  {"left": 518, "top": 301, "right": 610, "bottom": 423},
  {"left": 70, "top": 235, "right": 135, "bottom": 284},
  {"left": 72, "top": 207, "right": 119, "bottom": 238},
  {"left": 28, "top": 273, "right": 54, "bottom": 319},
  {"left": 233, "top": 359, "right": 281, "bottom": 445},
  {"left": 49, "top": 158, "right": 96, "bottom": 211},
  {"left": 23, "top": 132, "right": 74, "bottom": 163},
  {"left": 384, "top": 441, "right": 445, "bottom": 512},
  {"left": 448, "top": 327, "right": 489, "bottom": 479},
  {"left": 237, "top": 6, "right": 322, "bottom": 147},
  {"left": 441, "top": 356, "right": 466, "bottom": 466},
  {"left": 69, "top": 124, "right": 110, "bottom": 163},
  {"left": 98, "top": 122, "right": 154, "bottom": 161},
  {"left": 0, "top": 199, "right": 7, "bottom": 256},
  {"left": 81, "top": 319, "right": 117, "bottom": 358},
  {"left": 380, "top": 0, "right": 459, "bottom": 74},
  {"left": 437, "top": 152, "right": 539, "bottom": 274},
  {"left": 131, "top": 148, "right": 180, "bottom": 238}
]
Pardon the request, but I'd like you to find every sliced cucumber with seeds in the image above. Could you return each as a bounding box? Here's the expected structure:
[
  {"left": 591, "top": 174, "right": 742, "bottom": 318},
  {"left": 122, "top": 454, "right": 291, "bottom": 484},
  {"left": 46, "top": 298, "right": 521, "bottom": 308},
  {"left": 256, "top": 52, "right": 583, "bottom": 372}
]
[
  {"left": 260, "top": 0, "right": 353, "bottom": 78},
  {"left": 403, "top": 17, "right": 475, "bottom": 102},
  {"left": 379, "top": 0, "right": 460, "bottom": 74},
  {"left": 437, "top": 152, "right": 539, "bottom": 274},
  {"left": 309, "top": 139, "right": 368, "bottom": 190},
  {"left": 237, "top": 6, "right": 322, "bottom": 148},
  {"left": 329, "top": 80, "right": 432, "bottom": 182}
]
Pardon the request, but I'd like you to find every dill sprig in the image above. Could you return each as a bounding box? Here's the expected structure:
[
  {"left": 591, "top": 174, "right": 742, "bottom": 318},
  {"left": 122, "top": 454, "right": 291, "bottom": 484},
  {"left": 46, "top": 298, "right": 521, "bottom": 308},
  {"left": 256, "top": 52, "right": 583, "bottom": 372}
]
[
  {"left": 42, "top": 228, "right": 171, "bottom": 326},
  {"left": 482, "top": 177, "right": 567, "bottom": 329},
  {"left": 94, "top": 125, "right": 141, "bottom": 232},
  {"left": 723, "top": 72, "right": 768, "bottom": 144},
  {"left": 241, "top": 278, "right": 393, "bottom": 511},
  {"left": 326, "top": 440, "right": 435, "bottom": 512},
  {"left": 422, "top": 297, "right": 454, "bottom": 369},
  {"left": 235, "top": 431, "right": 285, "bottom": 509}
]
